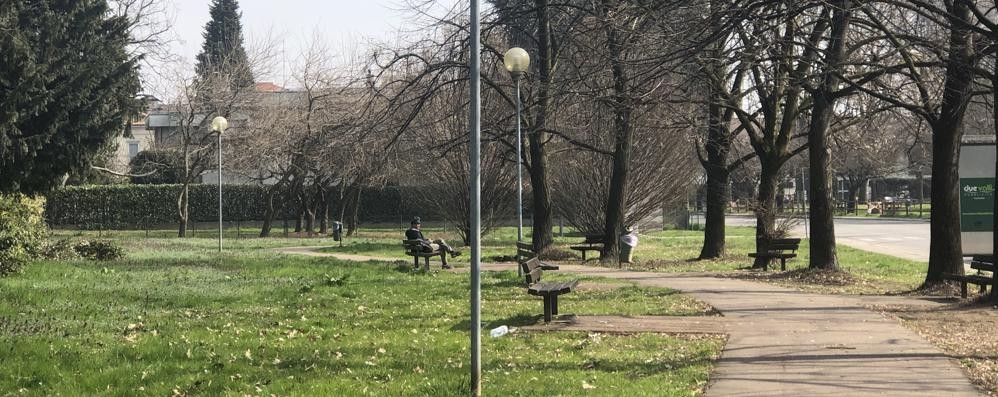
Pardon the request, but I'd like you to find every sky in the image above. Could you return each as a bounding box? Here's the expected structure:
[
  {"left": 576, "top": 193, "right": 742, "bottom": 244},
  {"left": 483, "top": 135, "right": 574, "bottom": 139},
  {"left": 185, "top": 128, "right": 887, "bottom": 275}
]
[{"left": 145, "top": 0, "right": 462, "bottom": 98}]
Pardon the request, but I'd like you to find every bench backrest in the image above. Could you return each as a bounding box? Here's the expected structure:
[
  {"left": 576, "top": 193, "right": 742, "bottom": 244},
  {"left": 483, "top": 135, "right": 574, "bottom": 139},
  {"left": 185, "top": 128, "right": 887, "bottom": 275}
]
[
  {"left": 516, "top": 241, "right": 535, "bottom": 263},
  {"left": 524, "top": 258, "right": 544, "bottom": 284},
  {"left": 762, "top": 238, "right": 801, "bottom": 252},
  {"left": 971, "top": 260, "right": 996, "bottom": 272},
  {"left": 584, "top": 234, "right": 605, "bottom": 244},
  {"left": 402, "top": 239, "right": 424, "bottom": 254}
]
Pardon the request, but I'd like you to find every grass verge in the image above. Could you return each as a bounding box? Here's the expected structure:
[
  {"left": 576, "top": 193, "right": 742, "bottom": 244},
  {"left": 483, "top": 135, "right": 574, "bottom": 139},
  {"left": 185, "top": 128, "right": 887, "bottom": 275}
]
[{"left": 0, "top": 236, "right": 722, "bottom": 396}]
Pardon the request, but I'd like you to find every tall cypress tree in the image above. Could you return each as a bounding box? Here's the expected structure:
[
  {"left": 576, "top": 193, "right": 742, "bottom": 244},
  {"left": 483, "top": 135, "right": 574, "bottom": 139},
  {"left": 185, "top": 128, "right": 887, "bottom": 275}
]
[
  {"left": 0, "top": 0, "right": 141, "bottom": 194},
  {"left": 195, "top": 0, "right": 254, "bottom": 89}
]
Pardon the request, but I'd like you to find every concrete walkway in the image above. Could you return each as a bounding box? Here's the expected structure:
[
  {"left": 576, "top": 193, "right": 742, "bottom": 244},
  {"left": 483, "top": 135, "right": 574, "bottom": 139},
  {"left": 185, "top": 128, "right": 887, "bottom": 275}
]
[
  {"left": 277, "top": 247, "right": 982, "bottom": 396},
  {"left": 555, "top": 264, "right": 981, "bottom": 397}
]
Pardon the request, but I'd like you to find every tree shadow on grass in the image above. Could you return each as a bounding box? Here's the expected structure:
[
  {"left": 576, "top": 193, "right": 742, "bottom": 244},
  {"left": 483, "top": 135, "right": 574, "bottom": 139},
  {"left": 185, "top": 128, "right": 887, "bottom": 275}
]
[
  {"left": 449, "top": 314, "right": 544, "bottom": 331},
  {"left": 519, "top": 355, "right": 716, "bottom": 378}
]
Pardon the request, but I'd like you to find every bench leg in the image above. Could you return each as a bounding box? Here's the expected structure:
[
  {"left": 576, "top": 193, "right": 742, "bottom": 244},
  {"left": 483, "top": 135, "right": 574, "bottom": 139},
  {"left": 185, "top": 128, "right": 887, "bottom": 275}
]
[
  {"left": 442, "top": 253, "right": 448, "bottom": 268},
  {"left": 552, "top": 295, "right": 559, "bottom": 316},
  {"left": 961, "top": 282, "right": 968, "bottom": 299},
  {"left": 543, "top": 296, "right": 553, "bottom": 322},
  {"left": 581, "top": 251, "right": 586, "bottom": 261},
  {"left": 413, "top": 256, "right": 419, "bottom": 270},
  {"left": 780, "top": 258, "right": 786, "bottom": 271},
  {"left": 424, "top": 257, "right": 430, "bottom": 272}
]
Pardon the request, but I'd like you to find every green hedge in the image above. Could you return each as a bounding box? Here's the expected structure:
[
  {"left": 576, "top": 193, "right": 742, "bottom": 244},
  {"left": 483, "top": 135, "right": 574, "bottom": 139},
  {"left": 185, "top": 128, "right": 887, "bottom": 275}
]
[{"left": 45, "top": 184, "right": 444, "bottom": 230}]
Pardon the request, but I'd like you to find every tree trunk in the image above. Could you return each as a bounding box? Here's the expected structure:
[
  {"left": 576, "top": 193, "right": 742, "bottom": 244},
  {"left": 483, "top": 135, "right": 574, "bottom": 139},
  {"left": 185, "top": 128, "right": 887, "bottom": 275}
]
[
  {"left": 753, "top": 159, "right": 780, "bottom": 268},
  {"left": 926, "top": 120, "right": 965, "bottom": 283},
  {"left": 697, "top": 17, "right": 736, "bottom": 260},
  {"left": 318, "top": 185, "right": 329, "bottom": 235},
  {"left": 347, "top": 185, "right": 361, "bottom": 236},
  {"left": 177, "top": 182, "right": 190, "bottom": 237},
  {"left": 337, "top": 181, "right": 349, "bottom": 231},
  {"left": 808, "top": 94, "right": 839, "bottom": 270},
  {"left": 806, "top": 0, "right": 850, "bottom": 271},
  {"left": 925, "top": 2, "right": 975, "bottom": 285},
  {"left": 529, "top": 0, "right": 555, "bottom": 252},
  {"left": 260, "top": 184, "right": 276, "bottom": 237},
  {"left": 700, "top": 167, "right": 729, "bottom": 259},
  {"left": 600, "top": 14, "right": 632, "bottom": 262},
  {"left": 698, "top": 98, "right": 731, "bottom": 259}
]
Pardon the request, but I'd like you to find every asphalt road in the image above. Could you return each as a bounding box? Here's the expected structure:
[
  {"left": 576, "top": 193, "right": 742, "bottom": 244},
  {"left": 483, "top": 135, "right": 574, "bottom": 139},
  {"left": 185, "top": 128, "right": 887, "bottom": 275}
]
[{"left": 719, "top": 215, "right": 930, "bottom": 262}]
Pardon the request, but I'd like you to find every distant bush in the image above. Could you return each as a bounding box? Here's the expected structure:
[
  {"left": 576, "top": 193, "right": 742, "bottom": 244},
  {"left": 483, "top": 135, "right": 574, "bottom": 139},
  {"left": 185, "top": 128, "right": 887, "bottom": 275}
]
[
  {"left": 73, "top": 239, "right": 124, "bottom": 261},
  {"left": 40, "top": 238, "right": 80, "bottom": 260},
  {"left": 46, "top": 184, "right": 446, "bottom": 230},
  {"left": 0, "top": 194, "right": 46, "bottom": 276}
]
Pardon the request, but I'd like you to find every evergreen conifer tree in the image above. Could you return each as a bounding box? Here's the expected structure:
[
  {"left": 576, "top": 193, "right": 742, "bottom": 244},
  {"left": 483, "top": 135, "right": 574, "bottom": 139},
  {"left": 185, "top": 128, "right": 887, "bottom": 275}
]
[
  {"left": 0, "top": 0, "right": 141, "bottom": 194},
  {"left": 195, "top": 0, "right": 254, "bottom": 89}
]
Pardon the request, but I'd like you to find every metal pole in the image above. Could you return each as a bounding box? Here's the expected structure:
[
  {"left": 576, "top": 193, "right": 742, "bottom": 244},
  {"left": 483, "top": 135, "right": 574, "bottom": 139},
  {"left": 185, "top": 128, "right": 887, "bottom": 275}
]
[
  {"left": 516, "top": 77, "right": 523, "bottom": 244},
  {"left": 801, "top": 168, "right": 808, "bottom": 237},
  {"left": 218, "top": 132, "right": 223, "bottom": 252},
  {"left": 469, "top": 0, "right": 483, "bottom": 394}
]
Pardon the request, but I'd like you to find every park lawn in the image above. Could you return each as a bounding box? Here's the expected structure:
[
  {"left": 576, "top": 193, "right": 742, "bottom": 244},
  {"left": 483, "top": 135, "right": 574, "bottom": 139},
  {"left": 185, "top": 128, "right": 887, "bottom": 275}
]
[
  {"left": 308, "top": 224, "right": 924, "bottom": 294},
  {"left": 310, "top": 225, "right": 926, "bottom": 294},
  {"left": 634, "top": 227, "right": 926, "bottom": 294},
  {"left": 0, "top": 237, "right": 722, "bottom": 396},
  {"left": 318, "top": 225, "right": 589, "bottom": 263}
]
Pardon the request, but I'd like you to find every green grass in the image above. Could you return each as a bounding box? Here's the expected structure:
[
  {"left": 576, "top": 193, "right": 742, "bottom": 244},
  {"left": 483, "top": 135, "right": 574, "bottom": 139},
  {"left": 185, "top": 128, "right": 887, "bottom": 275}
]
[
  {"left": 0, "top": 235, "right": 722, "bottom": 396},
  {"left": 729, "top": 202, "right": 932, "bottom": 219},
  {"left": 634, "top": 228, "right": 926, "bottom": 293},
  {"left": 311, "top": 225, "right": 927, "bottom": 294}
]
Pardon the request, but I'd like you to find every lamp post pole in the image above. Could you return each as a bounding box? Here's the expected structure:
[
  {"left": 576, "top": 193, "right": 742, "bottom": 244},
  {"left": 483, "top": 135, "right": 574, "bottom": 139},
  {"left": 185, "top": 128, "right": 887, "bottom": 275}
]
[
  {"left": 211, "top": 116, "right": 228, "bottom": 253},
  {"left": 515, "top": 76, "right": 523, "bottom": 245},
  {"left": 503, "top": 47, "right": 530, "bottom": 278},
  {"left": 218, "top": 131, "right": 222, "bottom": 252},
  {"left": 469, "top": 0, "right": 482, "bottom": 394}
]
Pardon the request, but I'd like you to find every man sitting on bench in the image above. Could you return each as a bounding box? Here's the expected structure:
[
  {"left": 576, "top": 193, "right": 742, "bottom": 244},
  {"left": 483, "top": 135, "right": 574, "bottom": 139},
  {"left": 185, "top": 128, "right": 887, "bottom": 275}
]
[{"left": 405, "top": 217, "right": 461, "bottom": 262}]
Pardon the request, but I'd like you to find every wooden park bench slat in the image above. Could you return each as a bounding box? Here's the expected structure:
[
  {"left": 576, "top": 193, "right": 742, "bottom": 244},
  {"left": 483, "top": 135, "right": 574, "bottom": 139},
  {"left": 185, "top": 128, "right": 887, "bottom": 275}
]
[
  {"left": 516, "top": 240, "right": 558, "bottom": 273},
  {"left": 944, "top": 255, "right": 997, "bottom": 299},
  {"left": 523, "top": 258, "right": 578, "bottom": 322},
  {"left": 401, "top": 239, "right": 448, "bottom": 271},
  {"left": 569, "top": 234, "right": 606, "bottom": 261},
  {"left": 748, "top": 238, "right": 801, "bottom": 271},
  {"left": 942, "top": 273, "right": 993, "bottom": 298},
  {"left": 971, "top": 261, "right": 995, "bottom": 273}
]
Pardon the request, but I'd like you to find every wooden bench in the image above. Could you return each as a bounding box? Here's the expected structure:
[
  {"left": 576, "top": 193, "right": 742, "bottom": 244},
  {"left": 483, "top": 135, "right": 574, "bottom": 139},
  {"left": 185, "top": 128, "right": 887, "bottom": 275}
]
[
  {"left": 402, "top": 239, "right": 449, "bottom": 271},
  {"left": 516, "top": 241, "right": 558, "bottom": 279},
  {"left": 748, "top": 238, "right": 801, "bottom": 271},
  {"left": 943, "top": 255, "right": 995, "bottom": 298},
  {"left": 569, "top": 234, "right": 606, "bottom": 261},
  {"left": 524, "top": 258, "right": 578, "bottom": 322}
]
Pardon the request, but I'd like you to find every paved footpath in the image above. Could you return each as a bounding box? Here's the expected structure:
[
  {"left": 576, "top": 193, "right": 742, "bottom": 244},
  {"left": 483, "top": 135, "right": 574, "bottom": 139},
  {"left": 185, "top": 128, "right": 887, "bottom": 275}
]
[
  {"left": 278, "top": 248, "right": 981, "bottom": 396},
  {"left": 556, "top": 264, "right": 981, "bottom": 397}
]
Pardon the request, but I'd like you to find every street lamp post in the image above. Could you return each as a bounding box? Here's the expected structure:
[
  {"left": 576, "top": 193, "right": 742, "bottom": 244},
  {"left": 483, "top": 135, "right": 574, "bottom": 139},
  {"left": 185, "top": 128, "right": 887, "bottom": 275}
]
[
  {"left": 211, "top": 116, "right": 228, "bottom": 253},
  {"left": 504, "top": 47, "right": 530, "bottom": 268},
  {"left": 469, "top": 0, "right": 483, "bottom": 395}
]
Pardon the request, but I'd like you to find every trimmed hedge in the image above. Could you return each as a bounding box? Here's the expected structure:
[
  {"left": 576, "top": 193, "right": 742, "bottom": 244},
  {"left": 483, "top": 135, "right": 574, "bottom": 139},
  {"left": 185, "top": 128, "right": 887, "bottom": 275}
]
[{"left": 45, "top": 184, "right": 444, "bottom": 230}]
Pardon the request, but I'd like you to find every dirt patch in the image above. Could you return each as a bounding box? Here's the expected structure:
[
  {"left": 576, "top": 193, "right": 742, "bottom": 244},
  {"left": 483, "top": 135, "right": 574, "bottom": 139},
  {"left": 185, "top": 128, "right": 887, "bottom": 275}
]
[
  {"left": 715, "top": 268, "right": 917, "bottom": 295},
  {"left": 519, "top": 315, "right": 727, "bottom": 334},
  {"left": 876, "top": 300, "right": 998, "bottom": 395}
]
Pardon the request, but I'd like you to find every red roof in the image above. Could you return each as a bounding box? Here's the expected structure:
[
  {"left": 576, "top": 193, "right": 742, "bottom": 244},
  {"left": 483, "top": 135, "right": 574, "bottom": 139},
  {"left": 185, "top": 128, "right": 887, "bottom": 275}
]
[{"left": 254, "top": 82, "right": 284, "bottom": 92}]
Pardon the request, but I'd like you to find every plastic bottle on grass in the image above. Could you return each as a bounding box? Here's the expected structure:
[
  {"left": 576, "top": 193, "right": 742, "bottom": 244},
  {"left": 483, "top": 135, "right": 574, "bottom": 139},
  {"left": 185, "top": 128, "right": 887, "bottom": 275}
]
[{"left": 489, "top": 325, "right": 509, "bottom": 338}]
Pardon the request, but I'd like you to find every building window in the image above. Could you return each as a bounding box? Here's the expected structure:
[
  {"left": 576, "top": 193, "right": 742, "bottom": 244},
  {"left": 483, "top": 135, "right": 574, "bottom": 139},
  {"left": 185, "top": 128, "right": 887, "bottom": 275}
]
[{"left": 128, "top": 142, "right": 139, "bottom": 160}]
